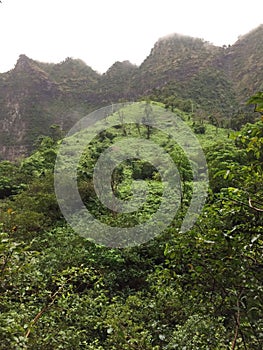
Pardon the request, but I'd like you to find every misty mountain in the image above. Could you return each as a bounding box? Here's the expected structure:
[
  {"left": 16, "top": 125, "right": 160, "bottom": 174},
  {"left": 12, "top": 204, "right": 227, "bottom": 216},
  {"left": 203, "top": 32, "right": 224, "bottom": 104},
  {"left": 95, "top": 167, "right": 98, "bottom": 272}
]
[{"left": 0, "top": 25, "right": 262, "bottom": 160}]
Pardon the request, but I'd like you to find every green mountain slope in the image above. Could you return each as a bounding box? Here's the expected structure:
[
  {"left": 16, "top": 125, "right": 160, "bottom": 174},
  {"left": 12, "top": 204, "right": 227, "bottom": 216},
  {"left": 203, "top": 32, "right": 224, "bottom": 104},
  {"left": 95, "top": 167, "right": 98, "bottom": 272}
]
[
  {"left": 0, "top": 25, "right": 262, "bottom": 160},
  {"left": 222, "top": 24, "right": 263, "bottom": 101}
]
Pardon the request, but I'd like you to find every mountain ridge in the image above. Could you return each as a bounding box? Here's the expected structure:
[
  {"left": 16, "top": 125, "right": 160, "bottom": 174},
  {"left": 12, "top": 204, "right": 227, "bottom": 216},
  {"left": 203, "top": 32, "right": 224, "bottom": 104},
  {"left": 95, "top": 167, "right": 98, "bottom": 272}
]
[{"left": 0, "top": 25, "right": 262, "bottom": 160}]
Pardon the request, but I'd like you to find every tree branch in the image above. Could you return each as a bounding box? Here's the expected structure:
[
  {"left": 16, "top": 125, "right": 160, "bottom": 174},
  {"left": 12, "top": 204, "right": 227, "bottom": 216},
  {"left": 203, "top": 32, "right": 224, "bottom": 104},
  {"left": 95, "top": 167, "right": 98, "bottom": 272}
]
[
  {"left": 231, "top": 298, "right": 241, "bottom": 350},
  {"left": 248, "top": 197, "right": 263, "bottom": 212},
  {"left": 25, "top": 277, "right": 72, "bottom": 339}
]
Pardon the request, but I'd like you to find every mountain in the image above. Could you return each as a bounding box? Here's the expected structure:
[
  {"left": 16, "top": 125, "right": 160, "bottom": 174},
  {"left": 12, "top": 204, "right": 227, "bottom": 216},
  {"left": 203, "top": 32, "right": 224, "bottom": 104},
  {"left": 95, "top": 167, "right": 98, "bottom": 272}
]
[
  {"left": 133, "top": 26, "right": 262, "bottom": 115},
  {"left": 0, "top": 25, "right": 262, "bottom": 160},
  {"left": 133, "top": 34, "right": 237, "bottom": 114},
  {"left": 221, "top": 25, "right": 263, "bottom": 99},
  {"left": 0, "top": 55, "right": 100, "bottom": 160},
  {"left": 136, "top": 34, "right": 222, "bottom": 90},
  {"left": 99, "top": 60, "right": 138, "bottom": 103}
]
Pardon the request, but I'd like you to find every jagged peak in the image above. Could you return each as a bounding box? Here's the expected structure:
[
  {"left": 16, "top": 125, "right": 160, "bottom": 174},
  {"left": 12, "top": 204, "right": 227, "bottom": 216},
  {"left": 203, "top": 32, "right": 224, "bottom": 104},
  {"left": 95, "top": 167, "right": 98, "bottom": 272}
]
[
  {"left": 105, "top": 60, "right": 138, "bottom": 76},
  {"left": 13, "top": 54, "right": 49, "bottom": 77},
  {"left": 11, "top": 54, "right": 56, "bottom": 88},
  {"left": 15, "top": 54, "right": 34, "bottom": 69},
  {"left": 18, "top": 54, "right": 30, "bottom": 60}
]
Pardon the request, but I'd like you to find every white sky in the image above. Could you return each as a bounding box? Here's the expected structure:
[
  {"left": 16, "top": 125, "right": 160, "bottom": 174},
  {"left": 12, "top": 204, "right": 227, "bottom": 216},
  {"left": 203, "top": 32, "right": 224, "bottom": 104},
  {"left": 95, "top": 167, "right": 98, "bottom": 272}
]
[{"left": 0, "top": 0, "right": 262, "bottom": 73}]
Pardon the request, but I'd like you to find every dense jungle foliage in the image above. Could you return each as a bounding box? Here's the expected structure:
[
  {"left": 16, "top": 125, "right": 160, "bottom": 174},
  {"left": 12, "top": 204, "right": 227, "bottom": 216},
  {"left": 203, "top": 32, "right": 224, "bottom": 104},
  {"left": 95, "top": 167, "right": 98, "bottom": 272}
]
[{"left": 0, "top": 94, "right": 263, "bottom": 349}]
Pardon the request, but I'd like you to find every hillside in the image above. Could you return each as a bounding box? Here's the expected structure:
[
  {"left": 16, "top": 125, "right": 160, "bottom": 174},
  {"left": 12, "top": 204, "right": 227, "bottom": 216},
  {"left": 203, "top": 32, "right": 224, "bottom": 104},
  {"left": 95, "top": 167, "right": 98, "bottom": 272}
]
[
  {"left": 0, "top": 101, "right": 263, "bottom": 348},
  {"left": 222, "top": 24, "right": 263, "bottom": 100},
  {"left": 135, "top": 34, "right": 223, "bottom": 91},
  {"left": 0, "top": 25, "right": 262, "bottom": 160},
  {"left": 99, "top": 60, "right": 138, "bottom": 103},
  {"left": 135, "top": 34, "right": 238, "bottom": 115}
]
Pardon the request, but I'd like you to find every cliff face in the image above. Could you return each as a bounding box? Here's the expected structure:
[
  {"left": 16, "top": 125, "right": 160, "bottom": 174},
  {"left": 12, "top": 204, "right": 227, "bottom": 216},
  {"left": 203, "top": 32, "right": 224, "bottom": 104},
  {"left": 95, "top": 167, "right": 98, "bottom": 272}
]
[
  {"left": 0, "top": 25, "right": 262, "bottom": 160},
  {"left": 0, "top": 55, "right": 99, "bottom": 160},
  {"left": 0, "top": 56, "right": 56, "bottom": 159}
]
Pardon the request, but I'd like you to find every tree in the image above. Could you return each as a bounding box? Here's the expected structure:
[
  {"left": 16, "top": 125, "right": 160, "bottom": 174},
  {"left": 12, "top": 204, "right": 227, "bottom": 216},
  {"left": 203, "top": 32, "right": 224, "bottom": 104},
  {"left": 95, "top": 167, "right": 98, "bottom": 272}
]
[
  {"left": 142, "top": 101, "right": 154, "bottom": 139},
  {"left": 247, "top": 91, "right": 263, "bottom": 114}
]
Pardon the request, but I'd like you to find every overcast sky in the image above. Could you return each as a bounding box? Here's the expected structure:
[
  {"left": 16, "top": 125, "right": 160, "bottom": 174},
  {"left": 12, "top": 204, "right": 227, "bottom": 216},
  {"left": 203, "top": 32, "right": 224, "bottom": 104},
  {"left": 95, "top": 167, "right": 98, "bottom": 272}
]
[{"left": 0, "top": 0, "right": 262, "bottom": 73}]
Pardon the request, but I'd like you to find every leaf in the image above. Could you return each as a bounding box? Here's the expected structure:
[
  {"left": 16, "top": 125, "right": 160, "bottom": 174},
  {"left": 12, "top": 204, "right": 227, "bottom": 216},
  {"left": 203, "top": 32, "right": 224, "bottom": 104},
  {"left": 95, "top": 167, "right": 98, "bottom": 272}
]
[
  {"left": 107, "top": 327, "right": 114, "bottom": 334},
  {"left": 251, "top": 235, "right": 260, "bottom": 244},
  {"left": 247, "top": 91, "right": 263, "bottom": 113}
]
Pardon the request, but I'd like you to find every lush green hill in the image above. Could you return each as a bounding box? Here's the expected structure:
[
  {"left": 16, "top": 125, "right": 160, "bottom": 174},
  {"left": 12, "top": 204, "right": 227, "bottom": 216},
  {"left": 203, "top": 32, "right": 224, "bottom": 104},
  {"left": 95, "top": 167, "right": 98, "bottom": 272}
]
[{"left": 0, "top": 101, "right": 262, "bottom": 349}]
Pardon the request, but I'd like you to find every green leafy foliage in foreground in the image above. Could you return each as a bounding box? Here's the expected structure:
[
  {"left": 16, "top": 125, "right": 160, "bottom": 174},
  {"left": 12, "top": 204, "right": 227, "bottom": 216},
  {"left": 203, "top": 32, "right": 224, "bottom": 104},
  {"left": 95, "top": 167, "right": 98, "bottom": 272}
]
[
  {"left": 247, "top": 91, "right": 263, "bottom": 114},
  {"left": 0, "top": 101, "right": 262, "bottom": 349}
]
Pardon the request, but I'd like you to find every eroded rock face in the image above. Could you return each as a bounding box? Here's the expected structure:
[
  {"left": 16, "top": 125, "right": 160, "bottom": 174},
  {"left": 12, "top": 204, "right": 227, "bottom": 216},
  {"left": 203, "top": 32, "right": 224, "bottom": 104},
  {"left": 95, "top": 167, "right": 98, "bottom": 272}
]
[
  {"left": 0, "top": 100, "right": 25, "bottom": 160},
  {"left": 0, "top": 55, "right": 94, "bottom": 160}
]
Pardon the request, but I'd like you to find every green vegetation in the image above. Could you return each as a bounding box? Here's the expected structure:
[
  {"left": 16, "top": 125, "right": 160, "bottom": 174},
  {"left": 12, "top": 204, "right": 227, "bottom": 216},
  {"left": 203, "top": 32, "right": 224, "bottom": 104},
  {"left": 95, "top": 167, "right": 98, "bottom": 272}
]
[
  {"left": 1, "top": 25, "right": 263, "bottom": 160},
  {"left": 0, "top": 95, "right": 262, "bottom": 349},
  {"left": 247, "top": 91, "right": 263, "bottom": 114}
]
